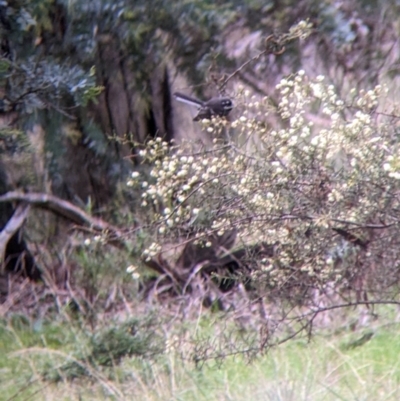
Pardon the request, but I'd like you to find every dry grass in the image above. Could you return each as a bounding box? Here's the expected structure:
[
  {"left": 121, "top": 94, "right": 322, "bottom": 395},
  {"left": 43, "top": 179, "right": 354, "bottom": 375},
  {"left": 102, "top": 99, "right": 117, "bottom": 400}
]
[{"left": 2, "top": 305, "right": 400, "bottom": 401}]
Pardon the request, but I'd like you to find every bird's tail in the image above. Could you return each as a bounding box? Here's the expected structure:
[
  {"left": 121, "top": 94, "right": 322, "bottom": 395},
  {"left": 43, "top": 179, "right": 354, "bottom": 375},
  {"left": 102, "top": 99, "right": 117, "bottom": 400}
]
[{"left": 173, "top": 92, "right": 203, "bottom": 107}]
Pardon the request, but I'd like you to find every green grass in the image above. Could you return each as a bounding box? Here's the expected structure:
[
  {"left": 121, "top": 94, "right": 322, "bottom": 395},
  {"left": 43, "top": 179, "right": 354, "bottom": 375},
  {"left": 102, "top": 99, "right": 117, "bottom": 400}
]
[{"left": 2, "top": 312, "right": 400, "bottom": 401}]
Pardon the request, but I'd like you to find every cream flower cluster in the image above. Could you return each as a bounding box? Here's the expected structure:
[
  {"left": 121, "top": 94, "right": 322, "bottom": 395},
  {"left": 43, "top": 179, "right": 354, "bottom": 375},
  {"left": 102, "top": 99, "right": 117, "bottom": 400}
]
[{"left": 128, "top": 71, "right": 399, "bottom": 289}]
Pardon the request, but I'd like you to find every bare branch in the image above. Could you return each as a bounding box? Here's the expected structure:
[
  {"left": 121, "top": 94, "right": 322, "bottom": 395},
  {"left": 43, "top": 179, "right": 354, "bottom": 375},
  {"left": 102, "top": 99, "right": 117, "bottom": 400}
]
[
  {"left": 0, "top": 191, "right": 127, "bottom": 249},
  {"left": 0, "top": 203, "right": 30, "bottom": 265}
]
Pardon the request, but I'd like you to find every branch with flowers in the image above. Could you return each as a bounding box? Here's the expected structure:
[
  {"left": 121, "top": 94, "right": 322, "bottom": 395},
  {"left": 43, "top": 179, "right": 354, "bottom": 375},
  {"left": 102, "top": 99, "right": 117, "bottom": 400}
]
[{"left": 128, "top": 69, "right": 400, "bottom": 307}]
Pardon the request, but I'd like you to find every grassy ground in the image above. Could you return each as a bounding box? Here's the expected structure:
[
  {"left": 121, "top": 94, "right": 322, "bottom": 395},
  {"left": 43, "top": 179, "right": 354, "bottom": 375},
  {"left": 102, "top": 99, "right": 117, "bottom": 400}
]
[{"left": 1, "top": 309, "right": 400, "bottom": 401}]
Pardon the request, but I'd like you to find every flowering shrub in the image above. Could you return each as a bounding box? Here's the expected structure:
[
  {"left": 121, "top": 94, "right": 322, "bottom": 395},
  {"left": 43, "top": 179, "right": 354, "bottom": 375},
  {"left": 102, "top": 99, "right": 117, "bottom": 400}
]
[{"left": 130, "top": 71, "right": 400, "bottom": 303}]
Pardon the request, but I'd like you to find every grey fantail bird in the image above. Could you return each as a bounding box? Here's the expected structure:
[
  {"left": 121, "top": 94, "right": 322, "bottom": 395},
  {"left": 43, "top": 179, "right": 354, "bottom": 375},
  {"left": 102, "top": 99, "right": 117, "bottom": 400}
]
[{"left": 173, "top": 92, "right": 233, "bottom": 121}]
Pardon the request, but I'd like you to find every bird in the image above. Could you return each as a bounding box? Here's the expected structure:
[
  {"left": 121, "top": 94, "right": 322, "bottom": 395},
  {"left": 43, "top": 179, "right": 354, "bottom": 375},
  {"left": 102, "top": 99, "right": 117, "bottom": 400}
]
[{"left": 173, "top": 92, "right": 233, "bottom": 121}]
